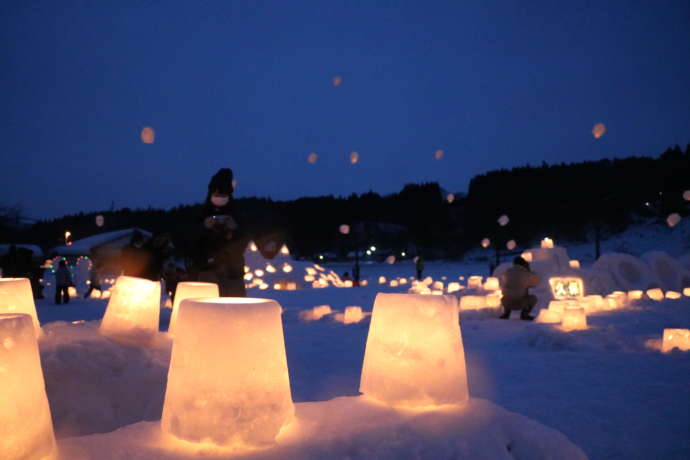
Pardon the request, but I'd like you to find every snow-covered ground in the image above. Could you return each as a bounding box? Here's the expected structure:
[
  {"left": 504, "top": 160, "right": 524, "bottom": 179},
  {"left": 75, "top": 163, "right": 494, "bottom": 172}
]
[{"left": 34, "top": 251, "right": 690, "bottom": 459}]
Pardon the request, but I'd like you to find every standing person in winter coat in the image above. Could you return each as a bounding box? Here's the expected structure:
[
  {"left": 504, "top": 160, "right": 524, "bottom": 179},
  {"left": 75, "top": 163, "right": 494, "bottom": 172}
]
[
  {"left": 196, "top": 168, "right": 250, "bottom": 297},
  {"left": 84, "top": 261, "right": 103, "bottom": 298},
  {"left": 55, "top": 259, "right": 73, "bottom": 305},
  {"left": 498, "top": 256, "right": 540, "bottom": 320}
]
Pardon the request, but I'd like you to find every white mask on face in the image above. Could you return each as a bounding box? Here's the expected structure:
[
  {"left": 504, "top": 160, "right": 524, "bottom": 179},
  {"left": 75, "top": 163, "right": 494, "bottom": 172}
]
[{"left": 211, "top": 196, "right": 229, "bottom": 207}]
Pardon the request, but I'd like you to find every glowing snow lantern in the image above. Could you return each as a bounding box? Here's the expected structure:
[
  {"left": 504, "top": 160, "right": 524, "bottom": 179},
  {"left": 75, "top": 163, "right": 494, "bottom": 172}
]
[
  {"left": 665, "top": 291, "right": 682, "bottom": 300},
  {"left": 561, "top": 306, "right": 587, "bottom": 331},
  {"left": 592, "top": 123, "right": 606, "bottom": 139},
  {"left": 360, "top": 293, "right": 468, "bottom": 407},
  {"left": 535, "top": 309, "right": 562, "bottom": 323},
  {"left": 332, "top": 75, "right": 342, "bottom": 87},
  {"left": 378, "top": 276, "right": 387, "bottom": 285},
  {"left": 0, "top": 314, "right": 56, "bottom": 460},
  {"left": 100, "top": 276, "right": 161, "bottom": 344},
  {"left": 541, "top": 237, "right": 554, "bottom": 249},
  {"left": 141, "top": 126, "right": 155, "bottom": 144},
  {"left": 307, "top": 152, "right": 318, "bottom": 164},
  {"left": 244, "top": 273, "right": 253, "bottom": 281},
  {"left": 661, "top": 328, "right": 690, "bottom": 352},
  {"left": 432, "top": 281, "right": 444, "bottom": 291},
  {"left": 389, "top": 280, "right": 399, "bottom": 287},
  {"left": 266, "top": 264, "right": 276, "bottom": 274},
  {"left": 169, "top": 282, "right": 219, "bottom": 336},
  {"left": 447, "top": 282, "right": 461, "bottom": 293},
  {"left": 484, "top": 277, "right": 500, "bottom": 291},
  {"left": 486, "top": 292, "right": 502, "bottom": 308},
  {"left": 467, "top": 276, "right": 483, "bottom": 289},
  {"left": 434, "top": 149, "right": 444, "bottom": 160},
  {"left": 549, "top": 277, "right": 584, "bottom": 299},
  {"left": 548, "top": 300, "right": 569, "bottom": 314},
  {"left": 506, "top": 239, "right": 516, "bottom": 250},
  {"left": 339, "top": 224, "right": 350, "bottom": 235},
  {"left": 95, "top": 214, "right": 105, "bottom": 227},
  {"left": 350, "top": 151, "right": 359, "bottom": 164},
  {"left": 249, "top": 242, "right": 258, "bottom": 252},
  {"left": 521, "top": 251, "right": 533, "bottom": 262},
  {"left": 446, "top": 193, "right": 455, "bottom": 204},
  {"left": 312, "top": 305, "right": 332, "bottom": 320},
  {"left": 68, "top": 286, "right": 77, "bottom": 297},
  {"left": 460, "top": 295, "right": 487, "bottom": 310},
  {"left": 286, "top": 282, "right": 297, "bottom": 291},
  {"left": 386, "top": 255, "right": 396, "bottom": 264},
  {"left": 280, "top": 244, "right": 290, "bottom": 255},
  {"left": 255, "top": 269, "right": 264, "bottom": 277},
  {"left": 569, "top": 260, "right": 581, "bottom": 269},
  {"left": 666, "top": 213, "right": 681, "bottom": 227},
  {"left": 497, "top": 214, "right": 510, "bottom": 227},
  {"left": 627, "top": 290, "right": 643, "bottom": 301},
  {"left": 684, "top": 190, "right": 690, "bottom": 201},
  {"left": 481, "top": 238, "right": 490, "bottom": 248},
  {"left": 282, "top": 263, "right": 293, "bottom": 273},
  {"left": 684, "top": 287, "right": 690, "bottom": 297},
  {"left": 360, "top": 279, "right": 369, "bottom": 286},
  {"left": 0, "top": 278, "right": 41, "bottom": 336},
  {"left": 646, "top": 288, "right": 664, "bottom": 301},
  {"left": 343, "top": 306, "right": 364, "bottom": 324},
  {"left": 162, "top": 298, "right": 293, "bottom": 447}
]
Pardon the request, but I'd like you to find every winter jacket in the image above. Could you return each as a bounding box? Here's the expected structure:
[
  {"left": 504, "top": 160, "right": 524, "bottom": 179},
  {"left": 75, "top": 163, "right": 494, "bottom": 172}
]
[
  {"left": 55, "top": 266, "right": 73, "bottom": 287},
  {"left": 196, "top": 202, "right": 250, "bottom": 279},
  {"left": 499, "top": 265, "right": 539, "bottom": 299}
]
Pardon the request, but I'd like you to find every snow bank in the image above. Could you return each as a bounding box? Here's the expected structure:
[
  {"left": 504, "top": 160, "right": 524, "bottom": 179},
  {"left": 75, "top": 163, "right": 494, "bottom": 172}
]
[{"left": 57, "top": 396, "right": 587, "bottom": 460}]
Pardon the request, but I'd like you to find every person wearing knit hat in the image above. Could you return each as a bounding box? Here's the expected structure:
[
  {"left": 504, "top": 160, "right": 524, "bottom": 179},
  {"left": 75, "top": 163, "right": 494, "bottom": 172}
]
[{"left": 194, "top": 168, "right": 249, "bottom": 297}]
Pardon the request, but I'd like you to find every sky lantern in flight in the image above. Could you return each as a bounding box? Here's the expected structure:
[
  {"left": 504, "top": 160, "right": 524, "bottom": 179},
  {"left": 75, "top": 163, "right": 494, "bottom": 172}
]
[
  {"left": 592, "top": 123, "right": 606, "bottom": 139},
  {"left": 350, "top": 151, "right": 359, "bottom": 164},
  {"left": 446, "top": 193, "right": 455, "bottom": 203},
  {"left": 332, "top": 76, "right": 343, "bottom": 87},
  {"left": 434, "top": 149, "right": 444, "bottom": 160},
  {"left": 307, "top": 152, "right": 318, "bottom": 164},
  {"left": 481, "top": 238, "right": 490, "bottom": 248},
  {"left": 95, "top": 214, "right": 104, "bottom": 228},
  {"left": 666, "top": 213, "right": 681, "bottom": 227},
  {"left": 339, "top": 224, "right": 350, "bottom": 235},
  {"left": 140, "top": 126, "right": 155, "bottom": 144}
]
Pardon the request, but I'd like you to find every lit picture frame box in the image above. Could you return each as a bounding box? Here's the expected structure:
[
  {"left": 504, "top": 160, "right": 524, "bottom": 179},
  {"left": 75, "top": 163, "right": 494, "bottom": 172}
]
[
  {"left": 162, "top": 298, "right": 293, "bottom": 448},
  {"left": 0, "top": 313, "right": 56, "bottom": 460},
  {"left": 0, "top": 278, "right": 41, "bottom": 337},
  {"left": 662, "top": 329, "right": 690, "bottom": 352},
  {"left": 100, "top": 276, "right": 161, "bottom": 344},
  {"left": 360, "top": 293, "right": 469, "bottom": 408},
  {"left": 549, "top": 277, "right": 584, "bottom": 300},
  {"left": 169, "top": 282, "right": 219, "bottom": 336}
]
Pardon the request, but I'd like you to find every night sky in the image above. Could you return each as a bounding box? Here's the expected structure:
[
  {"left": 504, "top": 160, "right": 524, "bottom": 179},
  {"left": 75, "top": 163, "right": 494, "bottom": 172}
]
[{"left": 2, "top": 0, "right": 689, "bottom": 219}]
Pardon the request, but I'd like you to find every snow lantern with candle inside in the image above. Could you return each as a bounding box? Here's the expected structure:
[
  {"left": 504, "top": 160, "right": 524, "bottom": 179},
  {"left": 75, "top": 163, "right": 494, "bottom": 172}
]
[
  {"left": 162, "top": 297, "right": 293, "bottom": 447},
  {"left": 100, "top": 276, "right": 161, "bottom": 343},
  {"left": 0, "top": 278, "right": 41, "bottom": 336},
  {"left": 561, "top": 306, "right": 587, "bottom": 331},
  {"left": 661, "top": 329, "right": 690, "bottom": 352},
  {"left": 169, "top": 281, "right": 219, "bottom": 335}
]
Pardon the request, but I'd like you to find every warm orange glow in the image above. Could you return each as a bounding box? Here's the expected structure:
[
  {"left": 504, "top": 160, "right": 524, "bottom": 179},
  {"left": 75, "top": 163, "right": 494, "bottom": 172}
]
[
  {"left": 481, "top": 238, "right": 490, "bottom": 248},
  {"left": 541, "top": 237, "right": 554, "bottom": 249},
  {"left": 459, "top": 295, "right": 488, "bottom": 310},
  {"left": 483, "top": 277, "right": 500, "bottom": 291},
  {"left": 684, "top": 287, "right": 690, "bottom": 297},
  {"left": 486, "top": 292, "right": 502, "bottom": 308},
  {"left": 339, "top": 224, "right": 350, "bottom": 235},
  {"left": 307, "top": 152, "right": 318, "bottom": 164},
  {"left": 332, "top": 75, "right": 342, "bottom": 87},
  {"left": 282, "top": 263, "right": 293, "bottom": 273},
  {"left": 343, "top": 306, "right": 364, "bottom": 324},
  {"left": 266, "top": 264, "right": 276, "bottom": 274},
  {"left": 467, "top": 276, "right": 483, "bottom": 289},
  {"left": 666, "top": 213, "right": 681, "bottom": 227},
  {"left": 665, "top": 291, "right": 682, "bottom": 300},
  {"left": 141, "top": 126, "right": 155, "bottom": 144},
  {"left": 389, "top": 280, "right": 399, "bottom": 287},
  {"left": 521, "top": 252, "right": 533, "bottom": 262},
  {"left": 569, "top": 260, "right": 581, "bottom": 269},
  {"left": 627, "top": 290, "right": 643, "bottom": 301},
  {"left": 447, "top": 282, "right": 461, "bottom": 293},
  {"left": 549, "top": 277, "right": 584, "bottom": 299},
  {"left": 561, "top": 306, "right": 587, "bottom": 331},
  {"left": 446, "top": 193, "right": 455, "bottom": 204},
  {"left": 100, "top": 276, "right": 161, "bottom": 343},
  {"left": 535, "top": 309, "right": 561, "bottom": 323},
  {"left": 280, "top": 244, "right": 290, "bottom": 255},
  {"left": 349, "top": 151, "right": 359, "bottom": 164},
  {"left": 170, "top": 282, "right": 219, "bottom": 336},
  {"left": 592, "top": 123, "right": 606, "bottom": 139},
  {"left": 385, "top": 255, "right": 396, "bottom": 264},
  {"left": 0, "top": 278, "right": 41, "bottom": 336},
  {"left": 378, "top": 276, "right": 387, "bottom": 285},
  {"left": 434, "top": 149, "right": 444, "bottom": 160},
  {"left": 662, "top": 328, "right": 690, "bottom": 352},
  {"left": 646, "top": 288, "right": 664, "bottom": 301}
]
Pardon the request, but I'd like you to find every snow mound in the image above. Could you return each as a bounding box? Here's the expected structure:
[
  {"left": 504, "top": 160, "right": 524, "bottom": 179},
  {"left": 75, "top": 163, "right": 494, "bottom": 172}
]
[
  {"left": 640, "top": 251, "right": 690, "bottom": 292},
  {"left": 39, "top": 321, "right": 171, "bottom": 437},
  {"left": 58, "top": 396, "right": 587, "bottom": 460}
]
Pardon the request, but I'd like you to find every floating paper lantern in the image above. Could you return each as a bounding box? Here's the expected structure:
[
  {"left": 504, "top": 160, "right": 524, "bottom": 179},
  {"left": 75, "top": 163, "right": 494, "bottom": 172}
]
[
  {"left": 646, "top": 288, "right": 664, "bottom": 301},
  {"left": 480, "top": 237, "right": 490, "bottom": 248},
  {"left": 665, "top": 291, "right": 682, "bottom": 300},
  {"left": 332, "top": 75, "right": 342, "bottom": 87},
  {"left": 386, "top": 255, "right": 396, "bottom": 264},
  {"left": 569, "top": 260, "right": 581, "bottom": 269},
  {"left": 100, "top": 276, "right": 161, "bottom": 344},
  {"left": 307, "top": 152, "right": 318, "bottom": 164},
  {"left": 0, "top": 313, "right": 56, "bottom": 459},
  {"left": 467, "top": 276, "right": 483, "bottom": 289},
  {"left": 141, "top": 126, "right": 155, "bottom": 144},
  {"left": 343, "top": 306, "right": 364, "bottom": 324},
  {"left": 339, "top": 224, "right": 350, "bottom": 235},
  {"left": 592, "top": 123, "right": 606, "bottom": 139},
  {"left": 360, "top": 294, "right": 468, "bottom": 408},
  {"left": 506, "top": 240, "right": 516, "bottom": 250},
  {"left": 549, "top": 277, "right": 584, "bottom": 299},
  {"left": 162, "top": 298, "right": 293, "bottom": 447},
  {"left": 350, "top": 151, "right": 359, "bottom": 164},
  {"left": 434, "top": 149, "right": 444, "bottom": 160},
  {"left": 484, "top": 277, "right": 500, "bottom": 291},
  {"left": 535, "top": 309, "right": 561, "bottom": 323},
  {"left": 0, "top": 278, "right": 41, "bottom": 336},
  {"left": 446, "top": 193, "right": 455, "bottom": 204},
  {"left": 95, "top": 214, "right": 105, "bottom": 227},
  {"left": 541, "top": 237, "right": 554, "bottom": 249},
  {"left": 169, "top": 282, "right": 219, "bottom": 336},
  {"left": 561, "top": 306, "right": 587, "bottom": 331},
  {"left": 666, "top": 213, "right": 681, "bottom": 228},
  {"left": 661, "top": 328, "right": 690, "bottom": 352}
]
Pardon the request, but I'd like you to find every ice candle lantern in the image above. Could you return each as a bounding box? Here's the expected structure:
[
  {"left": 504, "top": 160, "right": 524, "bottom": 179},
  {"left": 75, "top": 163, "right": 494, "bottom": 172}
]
[
  {"left": 661, "top": 329, "right": 690, "bottom": 352},
  {"left": 360, "top": 293, "right": 469, "bottom": 408},
  {"left": 0, "top": 313, "right": 56, "bottom": 459},
  {"left": 100, "top": 276, "right": 161, "bottom": 343},
  {"left": 169, "top": 282, "right": 219, "bottom": 335},
  {"left": 541, "top": 237, "right": 554, "bottom": 249},
  {"left": 467, "top": 276, "right": 483, "bottom": 289},
  {"left": 162, "top": 298, "right": 293, "bottom": 448},
  {"left": 561, "top": 306, "right": 587, "bottom": 331},
  {"left": 0, "top": 278, "right": 41, "bottom": 336}
]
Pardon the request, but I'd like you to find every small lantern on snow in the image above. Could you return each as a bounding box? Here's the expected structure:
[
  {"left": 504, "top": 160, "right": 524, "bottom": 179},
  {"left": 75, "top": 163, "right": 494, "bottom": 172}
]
[
  {"left": 541, "top": 237, "right": 554, "bottom": 249},
  {"left": 661, "top": 328, "right": 690, "bottom": 352},
  {"left": 169, "top": 282, "right": 219, "bottom": 336},
  {"left": 0, "top": 278, "right": 41, "bottom": 336},
  {"left": 646, "top": 288, "right": 664, "bottom": 301},
  {"left": 561, "top": 306, "right": 587, "bottom": 331},
  {"left": 100, "top": 276, "right": 161, "bottom": 344}
]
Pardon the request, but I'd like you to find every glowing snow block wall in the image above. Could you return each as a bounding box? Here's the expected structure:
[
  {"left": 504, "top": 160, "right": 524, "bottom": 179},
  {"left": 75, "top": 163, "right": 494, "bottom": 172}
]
[
  {"left": 561, "top": 307, "right": 587, "bottom": 331},
  {"left": 0, "top": 314, "right": 55, "bottom": 459},
  {"left": 662, "top": 329, "right": 690, "bottom": 352},
  {"left": 360, "top": 293, "right": 469, "bottom": 407},
  {"left": 467, "top": 276, "right": 483, "bottom": 289},
  {"left": 0, "top": 278, "right": 41, "bottom": 336},
  {"left": 100, "top": 276, "right": 161, "bottom": 342},
  {"left": 162, "top": 298, "right": 293, "bottom": 447},
  {"left": 169, "top": 282, "right": 219, "bottom": 335}
]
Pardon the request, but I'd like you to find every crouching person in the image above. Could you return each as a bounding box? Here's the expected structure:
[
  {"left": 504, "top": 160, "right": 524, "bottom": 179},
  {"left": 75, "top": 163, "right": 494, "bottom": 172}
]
[{"left": 498, "top": 256, "right": 539, "bottom": 320}]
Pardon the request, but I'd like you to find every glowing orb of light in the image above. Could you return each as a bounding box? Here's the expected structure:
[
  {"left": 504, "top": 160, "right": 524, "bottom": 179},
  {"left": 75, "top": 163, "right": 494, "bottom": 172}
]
[
  {"left": 592, "top": 123, "right": 606, "bottom": 139},
  {"left": 481, "top": 238, "right": 490, "bottom": 248},
  {"left": 141, "top": 126, "right": 155, "bottom": 144},
  {"left": 350, "top": 151, "right": 359, "bottom": 164},
  {"left": 307, "top": 152, "right": 318, "bottom": 164},
  {"left": 434, "top": 149, "right": 444, "bottom": 160}
]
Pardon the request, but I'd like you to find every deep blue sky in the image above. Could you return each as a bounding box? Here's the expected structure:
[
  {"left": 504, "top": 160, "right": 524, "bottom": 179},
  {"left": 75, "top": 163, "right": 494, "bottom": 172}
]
[{"left": 2, "top": 0, "right": 689, "bottom": 219}]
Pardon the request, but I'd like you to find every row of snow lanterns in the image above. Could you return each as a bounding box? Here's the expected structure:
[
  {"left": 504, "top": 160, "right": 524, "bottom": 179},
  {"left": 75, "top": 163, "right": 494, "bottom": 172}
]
[{"left": 0, "top": 276, "right": 470, "bottom": 455}]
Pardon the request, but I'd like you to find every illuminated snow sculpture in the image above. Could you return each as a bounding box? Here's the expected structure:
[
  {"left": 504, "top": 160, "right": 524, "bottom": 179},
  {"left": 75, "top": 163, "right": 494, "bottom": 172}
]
[
  {"left": 162, "top": 298, "right": 293, "bottom": 448},
  {"left": 561, "top": 306, "right": 587, "bottom": 332},
  {"left": 662, "top": 329, "right": 690, "bottom": 352},
  {"left": 483, "top": 277, "right": 500, "bottom": 291},
  {"left": 169, "top": 282, "right": 219, "bottom": 335},
  {"left": 0, "top": 313, "right": 56, "bottom": 459},
  {"left": 0, "top": 278, "right": 41, "bottom": 336},
  {"left": 549, "top": 277, "right": 584, "bottom": 300},
  {"left": 100, "top": 276, "right": 161, "bottom": 344},
  {"left": 467, "top": 276, "right": 483, "bottom": 289},
  {"left": 360, "top": 293, "right": 469, "bottom": 408}
]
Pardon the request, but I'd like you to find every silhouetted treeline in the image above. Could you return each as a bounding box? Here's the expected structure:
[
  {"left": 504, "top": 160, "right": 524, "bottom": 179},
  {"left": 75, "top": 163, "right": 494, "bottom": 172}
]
[{"left": 6, "top": 144, "right": 689, "bottom": 260}]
